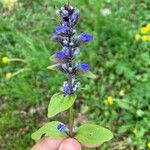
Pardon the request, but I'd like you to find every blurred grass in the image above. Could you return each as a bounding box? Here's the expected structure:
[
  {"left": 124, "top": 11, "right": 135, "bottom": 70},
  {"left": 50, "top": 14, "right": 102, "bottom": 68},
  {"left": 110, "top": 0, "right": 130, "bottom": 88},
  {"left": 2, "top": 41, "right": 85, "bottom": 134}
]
[{"left": 0, "top": 0, "right": 150, "bottom": 149}]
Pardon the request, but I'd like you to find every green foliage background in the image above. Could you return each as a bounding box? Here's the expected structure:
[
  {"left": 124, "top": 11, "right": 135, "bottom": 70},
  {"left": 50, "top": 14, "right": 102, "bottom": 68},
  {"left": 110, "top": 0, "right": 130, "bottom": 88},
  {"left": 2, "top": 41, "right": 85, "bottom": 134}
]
[{"left": 0, "top": 0, "right": 150, "bottom": 149}]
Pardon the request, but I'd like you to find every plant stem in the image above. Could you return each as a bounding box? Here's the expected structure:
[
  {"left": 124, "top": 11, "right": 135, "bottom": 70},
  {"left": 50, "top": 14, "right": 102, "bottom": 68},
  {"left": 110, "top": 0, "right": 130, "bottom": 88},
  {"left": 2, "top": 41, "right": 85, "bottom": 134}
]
[
  {"left": 12, "top": 68, "right": 30, "bottom": 76},
  {"left": 68, "top": 105, "right": 74, "bottom": 137},
  {"left": 67, "top": 0, "right": 70, "bottom": 5},
  {"left": 9, "top": 58, "right": 27, "bottom": 63}
]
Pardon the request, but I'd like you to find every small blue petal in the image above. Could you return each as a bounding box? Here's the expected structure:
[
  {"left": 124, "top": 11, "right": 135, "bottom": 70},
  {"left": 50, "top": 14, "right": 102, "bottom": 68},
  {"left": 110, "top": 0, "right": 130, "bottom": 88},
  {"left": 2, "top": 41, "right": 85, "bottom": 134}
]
[
  {"left": 63, "top": 82, "right": 71, "bottom": 96},
  {"left": 56, "top": 51, "right": 66, "bottom": 59},
  {"left": 55, "top": 26, "right": 70, "bottom": 33},
  {"left": 63, "top": 48, "right": 70, "bottom": 57},
  {"left": 79, "top": 33, "right": 93, "bottom": 42},
  {"left": 56, "top": 48, "right": 69, "bottom": 59},
  {"left": 64, "top": 86, "right": 71, "bottom": 95},
  {"left": 57, "top": 124, "right": 66, "bottom": 132},
  {"left": 71, "top": 10, "right": 79, "bottom": 22},
  {"left": 75, "top": 63, "right": 91, "bottom": 71},
  {"left": 81, "top": 64, "right": 91, "bottom": 71}
]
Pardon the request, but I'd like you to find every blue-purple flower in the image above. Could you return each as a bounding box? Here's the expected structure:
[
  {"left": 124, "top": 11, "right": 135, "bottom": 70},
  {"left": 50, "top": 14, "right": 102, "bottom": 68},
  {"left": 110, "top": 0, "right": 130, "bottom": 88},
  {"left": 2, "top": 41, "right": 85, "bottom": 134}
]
[
  {"left": 76, "top": 63, "right": 91, "bottom": 71},
  {"left": 57, "top": 124, "right": 66, "bottom": 132},
  {"left": 79, "top": 33, "right": 93, "bottom": 42},
  {"left": 70, "top": 10, "right": 80, "bottom": 26},
  {"left": 49, "top": 26, "right": 70, "bottom": 37},
  {"left": 63, "top": 81, "right": 72, "bottom": 96},
  {"left": 81, "top": 64, "right": 91, "bottom": 71},
  {"left": 55, "top": 26, "right": 70, "bottom": 34},
  {"left": 56, "top": 48, "right": 69, "bottom": 59}
]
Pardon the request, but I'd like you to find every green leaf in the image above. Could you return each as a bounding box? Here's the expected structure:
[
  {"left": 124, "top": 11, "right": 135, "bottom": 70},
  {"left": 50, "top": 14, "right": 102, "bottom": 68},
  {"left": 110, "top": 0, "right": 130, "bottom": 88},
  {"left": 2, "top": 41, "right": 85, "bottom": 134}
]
[
  {"left": 31, "top": 121, "right": 67, "bottom": 141},
  {"left": 115, "top": 99, "right": 136, "bottom": 113},
  {"left": 118, "top": 124, "right": 133, "bottom": 134},
  {"left": 48, "top": 93, "right": 77, "bottom": 118},
  {"left": 50, "top": 55, "right": 56, "bottom": 62},
  {"left": 75, "top": 124, "right": 113, "bottom": 147},
  {"left": 47, "top": 64, "right": 58, "bottom": 70},
  {"left": 81, "top": 71, "right": 97, "bottom": 79},
  {"left": 115, "top": 63, "right": 135, "bottom": 80}
]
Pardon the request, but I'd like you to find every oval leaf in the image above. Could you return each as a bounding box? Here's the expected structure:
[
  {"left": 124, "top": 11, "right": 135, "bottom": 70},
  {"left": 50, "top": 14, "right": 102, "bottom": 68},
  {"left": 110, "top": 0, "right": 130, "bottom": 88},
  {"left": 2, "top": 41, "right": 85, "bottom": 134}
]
[
  {"left": 81, "top": 71, "right": 97, "bottom": 79},
  {"left": 50, "top": 54, "right": 56, "bottom": 62},
  {"left": 75, "top": 124, "right": 113, "bottom": 147},
  {"left": 48, "top": 93, "right": 77, "bottom": 118},
  {"left": 47, "top": 64, "right": 58, "bottom": 70},
  {"left": 31, "top": 121, "right": 67, "bottom": 141}
]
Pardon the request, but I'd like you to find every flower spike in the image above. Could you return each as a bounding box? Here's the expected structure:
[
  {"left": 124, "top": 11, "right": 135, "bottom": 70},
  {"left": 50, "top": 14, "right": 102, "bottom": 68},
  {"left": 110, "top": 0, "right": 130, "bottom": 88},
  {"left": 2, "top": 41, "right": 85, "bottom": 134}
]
[{"left": 49, "top": 3, "right": 93, "bottom": 96}]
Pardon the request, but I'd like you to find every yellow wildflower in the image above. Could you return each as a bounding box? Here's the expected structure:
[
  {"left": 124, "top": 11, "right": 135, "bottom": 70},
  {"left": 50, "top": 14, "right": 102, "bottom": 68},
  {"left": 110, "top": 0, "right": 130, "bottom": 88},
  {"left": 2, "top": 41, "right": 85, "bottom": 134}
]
[
  {"left": 5, "top": 72, "right": 12, "bottom": 80},
  {"left": 141, "top": 35, "right": 148, "bottom": 41},
  {"left": 135, "top": 34, "right": 141, "bottom": 41},
  {"left": 107, "top": 96, "right": 113, "bottom": 105},
  {"left": 140, "top": 27, "right": 148, "bottom": 34},
  {"left": 146, "top": 23, "right": 150, "bottom": 31},
  {"left": 2, "top": 56, "right": 9, "bottom": 64},
  {"left": 147, "top": 142, "right": 150, "bottom": 149},
  {"left": 147, "top": 36, "right": 150, "bottom": 41}
]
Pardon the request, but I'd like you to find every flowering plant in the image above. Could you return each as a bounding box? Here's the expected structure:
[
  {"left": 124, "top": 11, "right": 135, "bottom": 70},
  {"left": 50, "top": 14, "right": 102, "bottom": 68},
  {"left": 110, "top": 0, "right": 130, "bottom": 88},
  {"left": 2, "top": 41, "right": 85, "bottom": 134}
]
[
  {"left": 31, "top": 1, "right": 113, "bottom": 148},
  {"left": 135, "top": 23, "right": 150, "bottom": 41}
]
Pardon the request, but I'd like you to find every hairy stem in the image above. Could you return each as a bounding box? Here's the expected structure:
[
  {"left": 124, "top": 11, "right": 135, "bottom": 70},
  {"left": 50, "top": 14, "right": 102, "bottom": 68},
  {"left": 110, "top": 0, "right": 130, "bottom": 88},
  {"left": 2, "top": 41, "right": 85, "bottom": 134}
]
[
  {"left": 68, "top": 54, "right": 74, "bottom": 137},
  {"left": 68, "top": 105, "right": 74, "bottom": 137},
  {"left": 67, "top": 9, "right": 75, "bottom": 137}
]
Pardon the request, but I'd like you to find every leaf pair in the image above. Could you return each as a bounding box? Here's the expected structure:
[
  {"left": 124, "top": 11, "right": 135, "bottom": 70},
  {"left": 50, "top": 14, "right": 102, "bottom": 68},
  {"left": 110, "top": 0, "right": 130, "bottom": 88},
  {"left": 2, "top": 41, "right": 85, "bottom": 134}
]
[
  {"left": 47, "top": 64, "right": 97, "bottom": 79},
  {"left": 31, "top": 121, "right": 113, "bottom": 147},
  {"left": 32, "top": 89, "right": 77, "bottom": 141},
  {"left": 32, "top": 88, "right": 113, "bottom": 147}
]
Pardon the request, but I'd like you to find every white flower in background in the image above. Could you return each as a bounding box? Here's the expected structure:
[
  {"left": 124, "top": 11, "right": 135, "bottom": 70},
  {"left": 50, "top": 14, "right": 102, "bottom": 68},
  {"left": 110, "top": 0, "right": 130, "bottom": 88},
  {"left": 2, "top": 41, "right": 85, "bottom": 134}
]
[
  {"left": 119, "top": 90, "right": 125, "bottom": 97},
  {"left": 2, "top": 0, "right": 18, "bottom": 11},
  {"left": 101, "top": 8, "right": 111, "bottom": 16}
]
